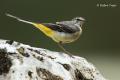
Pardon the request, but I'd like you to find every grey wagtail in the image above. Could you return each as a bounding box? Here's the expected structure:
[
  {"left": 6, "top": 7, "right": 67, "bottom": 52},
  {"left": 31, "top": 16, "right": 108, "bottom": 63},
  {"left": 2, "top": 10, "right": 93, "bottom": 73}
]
[{"left": 6, "top": 13, "right": 85, "bottom": 56}]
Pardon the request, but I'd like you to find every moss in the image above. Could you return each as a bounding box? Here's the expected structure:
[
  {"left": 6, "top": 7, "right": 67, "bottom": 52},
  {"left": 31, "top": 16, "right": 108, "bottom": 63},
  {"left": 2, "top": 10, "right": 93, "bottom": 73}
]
[
  {"left": 28, "top": 71, "right": 33, "bottom": 78},
  {"left": 17, "top": 47, "right": 30, "bottom": 57},
  {"left": 36, "top": 68, "right": 63, "bottom": 80},
  {"left": 6, "top": 40, "right": 14, "bottom": 45},
  {"left": 75, "top": 69, "right": 93, "bottom": 80},
  {"left": 0, "top": 49, "right": 12, "bottom": 75}
]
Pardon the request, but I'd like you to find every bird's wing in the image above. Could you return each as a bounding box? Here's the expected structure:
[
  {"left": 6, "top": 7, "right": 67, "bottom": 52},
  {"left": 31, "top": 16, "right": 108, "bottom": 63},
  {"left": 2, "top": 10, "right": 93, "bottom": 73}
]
[{"left": 42, "top": 23, "right": 76, "bottom": 33}]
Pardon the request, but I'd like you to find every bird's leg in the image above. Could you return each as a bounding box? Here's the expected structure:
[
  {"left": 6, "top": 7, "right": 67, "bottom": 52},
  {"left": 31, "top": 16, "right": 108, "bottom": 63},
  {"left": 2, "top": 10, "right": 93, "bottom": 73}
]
[{"left": 57, "top": 42, "right": 73, "bottom": 57}]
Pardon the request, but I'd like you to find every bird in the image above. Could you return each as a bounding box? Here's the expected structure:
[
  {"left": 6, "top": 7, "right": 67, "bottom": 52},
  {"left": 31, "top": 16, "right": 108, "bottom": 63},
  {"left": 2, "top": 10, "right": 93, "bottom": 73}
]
[{"left": 6, "top": 13, "right": 85, "bottom": 56}]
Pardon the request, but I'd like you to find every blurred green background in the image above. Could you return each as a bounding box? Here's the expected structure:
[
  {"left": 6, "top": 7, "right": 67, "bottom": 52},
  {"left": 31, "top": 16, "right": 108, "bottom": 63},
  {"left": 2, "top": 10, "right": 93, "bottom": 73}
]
[{"left": 0, "top": 0, "right": 120, "bottom": 79}]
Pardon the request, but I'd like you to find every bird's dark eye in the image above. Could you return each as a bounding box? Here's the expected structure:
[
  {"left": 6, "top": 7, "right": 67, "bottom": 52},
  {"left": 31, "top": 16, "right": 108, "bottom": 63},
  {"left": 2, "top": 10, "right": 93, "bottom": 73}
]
[
  {"left": 76, "top": 19, "right": 81, "bottom": 21},
  {"left": 76, "top": 18, "right": 83, "bottom": 21},
  {"left": 72, "top": 17, "right": 85, "bottom": 21}
]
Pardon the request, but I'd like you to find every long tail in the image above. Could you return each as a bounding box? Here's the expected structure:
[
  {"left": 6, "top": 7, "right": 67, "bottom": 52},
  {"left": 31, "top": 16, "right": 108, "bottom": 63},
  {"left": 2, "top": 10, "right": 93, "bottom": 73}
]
[
  {"left": 6, "top": 13, "right": 54, "bottom": 37},
  {"left": 5, "top": 13, "right": 36, "bottom": 25}
]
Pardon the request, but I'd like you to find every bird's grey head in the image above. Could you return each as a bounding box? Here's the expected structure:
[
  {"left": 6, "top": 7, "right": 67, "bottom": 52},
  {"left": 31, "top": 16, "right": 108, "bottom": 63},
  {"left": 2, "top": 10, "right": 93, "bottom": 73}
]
[{"left": 72, "top": 17, "right": 85, "bottom": 27}]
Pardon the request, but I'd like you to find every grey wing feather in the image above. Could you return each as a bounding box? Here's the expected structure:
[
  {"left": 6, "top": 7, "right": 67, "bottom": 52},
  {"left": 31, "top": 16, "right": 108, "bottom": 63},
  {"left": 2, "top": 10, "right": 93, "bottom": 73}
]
[
  {"left": 56, "top": 21, "right": 80, "bottom": 32},
  {"left": 42, "top": 22, "right": 78, "bottom": 33}
]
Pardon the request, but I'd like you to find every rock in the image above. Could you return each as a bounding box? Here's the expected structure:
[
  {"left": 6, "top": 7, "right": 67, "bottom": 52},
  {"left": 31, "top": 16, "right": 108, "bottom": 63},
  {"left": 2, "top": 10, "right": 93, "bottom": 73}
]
[{"left": 0, "top": 39, "right": 106, "bottom": 80}]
